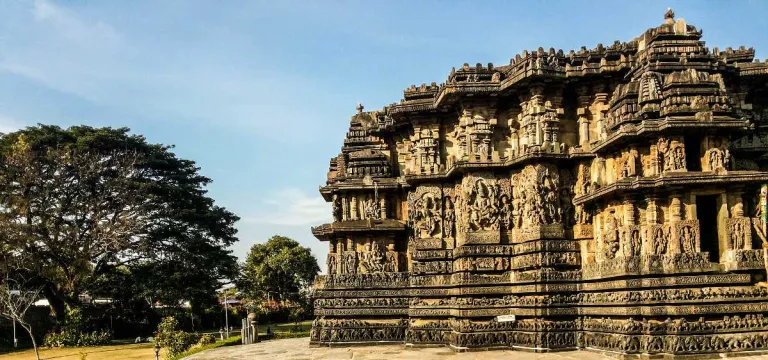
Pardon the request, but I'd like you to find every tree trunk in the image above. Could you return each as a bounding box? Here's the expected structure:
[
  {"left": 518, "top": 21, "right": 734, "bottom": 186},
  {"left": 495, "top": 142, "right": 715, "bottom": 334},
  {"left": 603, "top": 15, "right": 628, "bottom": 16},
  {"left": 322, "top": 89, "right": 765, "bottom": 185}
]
[
  {"left": 43, "top": 284, "right": 68, "bottom": 322},
  {"left": 20, "top": 322, "right": 40, "bottom": 360}
]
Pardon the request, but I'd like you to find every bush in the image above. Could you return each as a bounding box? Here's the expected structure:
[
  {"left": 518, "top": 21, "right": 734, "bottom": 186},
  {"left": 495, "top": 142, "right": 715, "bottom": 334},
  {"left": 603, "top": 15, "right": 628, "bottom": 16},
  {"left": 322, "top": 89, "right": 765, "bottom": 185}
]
[
  {"left": 155, "top": 317, "right": 199, "bottom": 359},
  {"left": 196, "top": 334, "right": 216, "bottom": 346},
  {"left": 43, "top": 329, "right": 112, "bottom": 347},
  {"left": 43, "top": 309, "right": 112, "bottom": 347}
]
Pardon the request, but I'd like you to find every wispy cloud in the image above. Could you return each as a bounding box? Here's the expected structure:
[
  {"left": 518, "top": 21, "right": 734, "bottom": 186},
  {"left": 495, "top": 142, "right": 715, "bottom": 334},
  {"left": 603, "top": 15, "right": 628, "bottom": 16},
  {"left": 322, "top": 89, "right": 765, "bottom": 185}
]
[
  {"left": 0, "top": 0, "right": 123, "bottom": 104},
  {"left": 33, "top": 0, "right": 119, "bottom": 42},
  {"left": 0, "top": 114, "right": 24, "bottom": 134},
  {"left": 243, "top": 188, "right": 330, "bottom": 226}
]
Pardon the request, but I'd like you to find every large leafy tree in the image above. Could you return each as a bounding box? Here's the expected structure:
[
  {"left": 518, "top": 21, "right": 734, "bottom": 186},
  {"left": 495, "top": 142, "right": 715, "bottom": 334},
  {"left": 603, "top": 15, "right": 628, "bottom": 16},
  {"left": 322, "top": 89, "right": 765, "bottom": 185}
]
[
  {"left": 240, "top": 235, "right": 319, "bottom": 302},
  {"left": 0, "top": 125, "right": 239, "bottom": 321}
]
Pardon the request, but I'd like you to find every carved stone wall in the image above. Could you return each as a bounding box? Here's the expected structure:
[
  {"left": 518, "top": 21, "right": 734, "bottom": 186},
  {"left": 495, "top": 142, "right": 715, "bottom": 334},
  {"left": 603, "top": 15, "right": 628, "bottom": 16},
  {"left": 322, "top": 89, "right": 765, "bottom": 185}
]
[{"left": 311, "top": 10, "right": 768, "bottom": 358}]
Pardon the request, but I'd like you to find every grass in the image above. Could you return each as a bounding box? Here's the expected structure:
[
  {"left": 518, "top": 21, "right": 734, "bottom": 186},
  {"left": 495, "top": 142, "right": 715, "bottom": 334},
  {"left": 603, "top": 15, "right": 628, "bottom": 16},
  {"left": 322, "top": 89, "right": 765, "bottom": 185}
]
[
  {"left": 170, "top": 335, "right": 241, "bottom": 360},
  {"left": 0, "top": 320, "right": 314, "bottom": 360},
  {"left": 0, "top": 343, "right": 166, "bottom": 360},
  {"left": 260, "top": 320, "right": 312, "bottom": 334}
]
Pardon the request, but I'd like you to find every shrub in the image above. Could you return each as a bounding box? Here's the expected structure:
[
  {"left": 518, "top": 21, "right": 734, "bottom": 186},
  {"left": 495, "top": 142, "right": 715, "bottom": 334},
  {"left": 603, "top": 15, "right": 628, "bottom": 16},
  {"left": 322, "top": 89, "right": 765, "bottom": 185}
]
[
  {"left": 197, "top": 334, "right": 216, "bottom": 346},
  {"left": 155, "top": 317, "right": 199, "bottom": 359},
  {"left": 43, "top": 309, "right": 112, "bottom": 347},
  {"left": 44, "top": 329, "right": 112, "bottom": 347}
]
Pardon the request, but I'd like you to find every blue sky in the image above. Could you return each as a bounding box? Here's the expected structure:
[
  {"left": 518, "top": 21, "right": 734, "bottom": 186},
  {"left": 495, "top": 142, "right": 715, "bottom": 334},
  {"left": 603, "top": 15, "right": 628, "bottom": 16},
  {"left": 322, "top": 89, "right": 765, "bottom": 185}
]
[{"left": 1, "top": 0, "right": 767, "bottom": 266}]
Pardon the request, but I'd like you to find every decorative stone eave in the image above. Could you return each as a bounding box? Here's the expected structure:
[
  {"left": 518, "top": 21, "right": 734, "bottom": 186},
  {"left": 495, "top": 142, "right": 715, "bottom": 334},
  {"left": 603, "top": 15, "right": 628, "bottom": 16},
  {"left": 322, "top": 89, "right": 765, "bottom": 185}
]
[
  {"left": 433, "top": 83, "right": 501, "bottom": 107},
  {"left": 311, "top": 219, "right": 407, "bottom": 241},
  {"left": 591, "top": 117, "right": 749, "bottom": 154},
  {"left": 573, "top": 170, "right": 768, "bottom": 206},
  {"left": 402, "top": 151, "right": 594, "bottom": 186},
  {"left": 715, "top": 46, "right": 757, "bottom": 64},
  {"left": 387, "top": 99, "right": 437, "bottom": 115},
  {"left": 737, "top": 61, "right": 768, "bottom": 77},
  {"left": 319, "top": 179, "right": 403, "bottom": 201}
]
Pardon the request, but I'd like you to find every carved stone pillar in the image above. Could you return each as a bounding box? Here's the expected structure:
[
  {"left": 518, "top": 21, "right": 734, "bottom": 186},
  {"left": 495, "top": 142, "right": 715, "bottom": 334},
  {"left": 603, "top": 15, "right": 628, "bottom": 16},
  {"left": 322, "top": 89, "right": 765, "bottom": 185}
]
[
  {"left": 728, "top": 189, "right": 745, "bottom": 217},
  {"left": 350, "top": 195, "right": 358, "bottom": 220},
  {"left": 624, "top": 198, "right": 636, "bottom": 225},
  {"left": 342, "top": 196, "right": 349, "bottom": 221},
  {"left": 591, "top": 83, "right": 609, "bottom": 141},
  {"left": 379, "top": 195, "right": 387, "bottom": 219},
  {"left": 549, "top": 87, "right": 564, "bottom": 148},
  {"left": 667, "top": 194, "right": 687, "bottom": 255},
  {"left": 669, "top": 194, "right": 683, "bottom": 222},
  {"left": 646, "top": 197, "right": 658, "bottom": 224},
  {"left": 577, "top": 85, "right": 592, "bottom": 148}
]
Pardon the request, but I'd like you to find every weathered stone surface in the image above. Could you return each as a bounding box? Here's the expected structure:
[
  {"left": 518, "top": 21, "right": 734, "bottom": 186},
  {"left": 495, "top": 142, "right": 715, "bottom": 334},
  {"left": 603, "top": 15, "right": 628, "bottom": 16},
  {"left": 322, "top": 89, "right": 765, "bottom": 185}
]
[
  {"left": 310, "top": 9, "right": 768, "bottom": 358},
  {"left": 183, "top": 337, "right": 768, "bottom": 360}
]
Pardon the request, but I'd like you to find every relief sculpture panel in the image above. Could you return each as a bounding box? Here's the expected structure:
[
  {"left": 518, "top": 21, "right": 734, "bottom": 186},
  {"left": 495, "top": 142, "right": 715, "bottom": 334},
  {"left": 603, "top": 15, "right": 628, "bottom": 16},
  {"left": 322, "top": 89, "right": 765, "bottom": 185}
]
[{"left": 311, "top": 11, "right": 768, "bottom": 357}]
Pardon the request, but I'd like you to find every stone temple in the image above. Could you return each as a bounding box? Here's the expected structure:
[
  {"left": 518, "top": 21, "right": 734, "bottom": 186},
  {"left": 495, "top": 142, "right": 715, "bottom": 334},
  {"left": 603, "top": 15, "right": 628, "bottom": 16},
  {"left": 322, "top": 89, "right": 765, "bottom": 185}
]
[{"left": 310, "top": 10, "right": 768, "bottom": 357}]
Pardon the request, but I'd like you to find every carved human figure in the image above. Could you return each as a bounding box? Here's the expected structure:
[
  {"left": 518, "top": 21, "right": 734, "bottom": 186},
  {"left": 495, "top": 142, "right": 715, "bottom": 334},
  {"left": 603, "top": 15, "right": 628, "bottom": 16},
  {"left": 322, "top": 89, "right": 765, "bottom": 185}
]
[
  {"left": 575, "top": 205, "right": 592, "bottom": 225},
  {"left": 452, "top": 125, "right": 466, "bottom": 160},
  {"left": 327, "top": 254, "right": 337, "bottom": 275},
  {"left": 680, "top": 226, "right": 696, "bottom": 254},
  {"left": 499, "top": 194, "right": 513, "bottom": 229},
  {"left": 657, "top": 137, "right": 669, "bottom": 173},
  {"left": 343, "top": 253, "right": 357, "bottom": 274},
  {"left": 579, "top": 165, "right": 591, "bottom": 195},
  {"left": 443, "top": 197, "right": 456, "bottom": 238},
  {"left": 603, "top": 213, "right": 620, "bottom": 259},
  {"left": 476, "top": 141, "right": 489, "bottom": 159},
  {"left": 630, "top": 229, "right": 641, "bottom": 256},
  {"left": 653, "top": 227, "right": 667, "bottom": 255},
  {"left": 627, "top": 149, "right": 639, "bottom": 176},
  {"left": 544, "top": 187, "right": 558, "bottom": 223},
  {"left": 731, "top": 222, "right": 745, "bottom": 250},
  {"left": 709, "top": 148, "right": 725, "bottom": 171},
  {"left": 467, "top": 179, "right": 499, "bottom": 231},
  {"left": 511, "top": 192, "right": 522, "bottom": 228},
  {"left": 364, "top": 197, "right": 381, "bottom": 220},
  {"left": 540, "top": 168, "right": 559, "bottom": 223},
  {"left": 385, "top": 251, "right": 397, "bottom": 272},
  {"left": 672, "top": 145, "right": 686, "bottom": 170},
  {"left": 331, "top": 194, "right": 342, "bottom": 222},
  {"left": 362, "top": 242, "right": 385, "bottom": 273},
  {"left": 412, "top": 194, "right": 441, "bottom": 238}
]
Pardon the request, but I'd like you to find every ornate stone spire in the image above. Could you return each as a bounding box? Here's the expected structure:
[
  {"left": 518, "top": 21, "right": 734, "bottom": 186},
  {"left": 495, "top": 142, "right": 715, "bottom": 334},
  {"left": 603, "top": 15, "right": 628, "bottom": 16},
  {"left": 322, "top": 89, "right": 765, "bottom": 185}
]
[
  {"left": 356, "top": 103, "right": 364, "bottom": 113},
  {"left": 664, "top": 7, "right": 675, "bottom": 24}
]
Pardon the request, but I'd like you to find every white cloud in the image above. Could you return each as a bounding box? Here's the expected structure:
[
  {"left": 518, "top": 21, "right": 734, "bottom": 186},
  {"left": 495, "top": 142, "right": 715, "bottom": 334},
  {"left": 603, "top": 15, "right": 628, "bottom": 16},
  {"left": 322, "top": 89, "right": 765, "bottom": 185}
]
[{"left": 243, "top": 188, "right": 330, "bottom": 226}]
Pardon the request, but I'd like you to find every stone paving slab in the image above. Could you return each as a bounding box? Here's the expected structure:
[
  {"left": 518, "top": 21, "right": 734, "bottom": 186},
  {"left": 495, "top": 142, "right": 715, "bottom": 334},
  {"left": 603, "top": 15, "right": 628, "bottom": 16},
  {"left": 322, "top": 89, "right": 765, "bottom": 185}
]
[{"left": 182, "top": 337, "right": 768, "bottom": 360}]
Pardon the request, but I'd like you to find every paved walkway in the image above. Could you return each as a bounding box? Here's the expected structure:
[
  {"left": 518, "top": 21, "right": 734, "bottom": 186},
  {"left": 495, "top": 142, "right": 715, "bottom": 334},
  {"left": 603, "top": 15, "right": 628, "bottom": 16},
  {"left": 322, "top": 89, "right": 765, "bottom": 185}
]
[
  {"left": 183, "top": 338, "right": 601, "bottom": 359},
  {"left": 181, "top": 337, "right": 765, "bottom": 360}
]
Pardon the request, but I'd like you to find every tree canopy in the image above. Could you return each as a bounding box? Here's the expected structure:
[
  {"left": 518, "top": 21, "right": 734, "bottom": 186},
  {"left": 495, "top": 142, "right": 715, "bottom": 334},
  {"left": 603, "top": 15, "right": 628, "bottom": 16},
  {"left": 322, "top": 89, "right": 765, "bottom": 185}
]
[
  {"left": 240, "top": 235, "right": 319, "bottom": 302},
  {"left": 0, "top": 125, "right": 239, "bottom": 320}
]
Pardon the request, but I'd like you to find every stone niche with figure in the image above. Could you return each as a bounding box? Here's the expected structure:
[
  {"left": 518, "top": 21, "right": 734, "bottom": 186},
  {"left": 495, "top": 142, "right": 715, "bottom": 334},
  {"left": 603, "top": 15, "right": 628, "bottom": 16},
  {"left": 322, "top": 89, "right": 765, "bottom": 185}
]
[{"left": 310, "top": 9, "right": 768, "bottom": 358}]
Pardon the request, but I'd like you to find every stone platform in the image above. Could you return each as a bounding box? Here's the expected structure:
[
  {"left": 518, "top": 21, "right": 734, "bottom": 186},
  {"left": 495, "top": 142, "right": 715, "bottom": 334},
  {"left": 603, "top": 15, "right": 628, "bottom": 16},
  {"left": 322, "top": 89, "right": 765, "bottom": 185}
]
[{"left": 183, "top": 337, "right": 768, "bottom": 360}]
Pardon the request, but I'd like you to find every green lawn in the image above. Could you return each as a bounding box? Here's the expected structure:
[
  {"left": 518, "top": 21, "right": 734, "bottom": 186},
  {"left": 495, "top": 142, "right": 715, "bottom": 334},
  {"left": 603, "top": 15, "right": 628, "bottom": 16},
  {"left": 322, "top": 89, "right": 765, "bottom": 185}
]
[
  {"left": 0, "top": 321, "right": 313, "bottom": 360},
  {"left": 261, "top": 320, "right": 312, "bottom": 335},
  {"left": 0, "top": 343, "right": 165, "bottom": 360},
  {"left": 171, "top": 335, "right": 241, "bottom": 360}
]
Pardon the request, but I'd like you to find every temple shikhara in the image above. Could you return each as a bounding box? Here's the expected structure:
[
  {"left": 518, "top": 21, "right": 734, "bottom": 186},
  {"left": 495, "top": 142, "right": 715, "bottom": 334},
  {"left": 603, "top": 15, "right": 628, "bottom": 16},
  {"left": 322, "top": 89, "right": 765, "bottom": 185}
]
[{"left": 310, "top": 10, "right": 768, "bottom": 356}]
